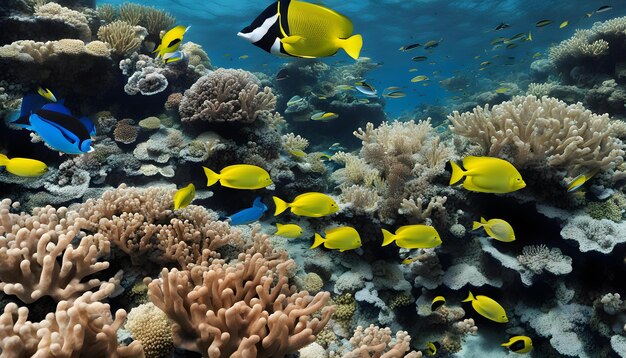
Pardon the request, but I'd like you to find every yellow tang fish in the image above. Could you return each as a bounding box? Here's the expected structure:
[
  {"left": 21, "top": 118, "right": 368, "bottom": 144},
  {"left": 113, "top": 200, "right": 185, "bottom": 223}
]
[
  {"left": 37, "top": 87, "right": 57, "bottom": 102},
  {"left": 288, "top": 149, "right": 307, "bottom": 157},
  {"left": 0, "top": 154, "right": 48, "bottom": 177},
  {"left": 173, "top": 183, "right": 195, "bottom": 210},
  {"left": 275, "top": 223, "right": 303, "bottom": 238},
  {"left": 411, "top": 75, "right": 429, "bottom": 82},
  {"left": 462, "top": 291, "right": 508, "bottom": 323},
  {"left": 566, "top": 168, "right": 599, "bottom": 192},
  {"left": 431, "top": 296, "right": 446, "bottom": 311},
  {"left": 154, "top": 25, "right": 190, "bottom": 59},
  {"left": 238, "top": 0, "right": 363, "bottom": 60},
  {"left": 381, "top": 225, "right": 442, "bottom": 249},
  {"left": 472, "top": 217, "right": 515, "bottom": 242},
  {"left": 273, "top": 192, "right": 339, "bottom": 217},
  {"left": 502, "top": 336, "right": 533, "bottom": 354},
  {"left": 449, "top": 156, "right": 526, "bottom": 193},
  {"left": 203, "top": 164, "right": 273, "bottom": 190},
  {"left": 311, "top": 226, "right": 362, "bottom": 252},
  {"left": 560, "top": 21, "right": 569, "bottom": 28}
]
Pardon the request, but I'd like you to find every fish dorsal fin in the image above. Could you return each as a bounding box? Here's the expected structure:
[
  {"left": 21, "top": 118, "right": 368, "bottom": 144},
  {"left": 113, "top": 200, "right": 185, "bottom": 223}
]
[
  {"left": 253, "top": 196, "right": 265, "bottom": 209},
  {"left": 462, "top": 156, "right": 484, "bottom": 169},
  {"left": 396, "top": 225, "right": 417, "bottom": 233},
  {"left": 276, "top": 223, "right": 284, "bottom": 229},
  {"left": 19, "top": 93, "right": 48, "bottom": 118},
  {"left": 325, "top": 226, "right": 345, "bottom": 235},
  {"left": 42, "top": 103, "right": 72, "bottom": 116}
]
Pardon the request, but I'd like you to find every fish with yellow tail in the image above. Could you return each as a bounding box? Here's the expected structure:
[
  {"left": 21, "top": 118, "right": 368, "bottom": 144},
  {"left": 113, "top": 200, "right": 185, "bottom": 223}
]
[
  {"left": 462, "top": 291, "right": 508, "bottom": 323},
  {"left": 381, "top": 225, "right": 442, "bottom": 249},
  {"left": 311, "top": 226, "right": 361, "bottom": 252},
  {"left": 274, "top": 223, "right": 303, "bottom": 238},
  {"left": 203, "top": 165, "right": 272, "bottom": 190},
  {"left": 173, "top": 183, "right": 195, "bottom": 210},
  {"left": 238, "top": 0, "right": 363, "bottom": 60},
  {"left": 0, "top": 154, "right": 48, "bottom": 177},
  {"left": 37, "top": 87, "right": 57, "bottom": 102},
  {"left": 472, "top": 217, "right": 516, "bottom": 242},
  {"left": 273, "top": 192, "right": 339, "bottom": 217},
  {"left": 566, "top": 168, "right": 599, "bottom": 192},
  {"left": 502, "top": 336, "right": 533, "bottom": 354},
  {"left": 449, "top": 156, "right": 526, "bottom": 193},
  {"left": 154, "top": 25, "right": 190, "bottom": 59},
  {"left": 431, "top": 296, "right": 446, "bottom": 311}
]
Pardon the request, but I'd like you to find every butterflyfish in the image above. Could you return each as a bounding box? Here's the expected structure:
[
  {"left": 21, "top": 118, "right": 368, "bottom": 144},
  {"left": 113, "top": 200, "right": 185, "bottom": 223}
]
[
  {"left": 173, "top": 183, "right": 196, "bottom": 210},
  {"left": 449, "top": 156, "right": 526, "bottom": 193},
  {"left": 273, "top": 192, "right": 339, "bottom": 217},
  {"left": 462, "top": 291, "right": 508, "bottom": 323},
  {"left": 502, "top": 336, "right": 533, "bottom": 354},
  {"left": 472, "top": 217, "right": 516, "bottom": 242},
  {"left": 275, "top": 223, "right": 303, "bottom": 238},
  {"left": 566, "top": 168, "right": 599, "bottom": 192},
  {"left": 37, "top": 87, "right": 57, "bottom": 102},
  {"left": 203, "top": 165, "right": 273, "bottom": 190},
  {"left": 238, "top": 0, "right": 363, "bottom": 59},
  {"left": 154, "top": 25, "right": 190, "bottom": 59},
  {"left": 381, "top": 225, "right": 442, "bottom": 249},
  {"left": 0, "top": 154, "right": 48, "bottom": 177},
  {"left": 311, "top": 226, "right": 361, "bottom": 252}
]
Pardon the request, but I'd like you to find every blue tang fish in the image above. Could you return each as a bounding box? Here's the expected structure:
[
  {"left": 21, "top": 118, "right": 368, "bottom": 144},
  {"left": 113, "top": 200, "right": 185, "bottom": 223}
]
[
  {"left": 11, "top": 94, "right": 96, "bottom": 154},
  {"left": 225, "top": 197, "right": 268, "bottom": 225}
]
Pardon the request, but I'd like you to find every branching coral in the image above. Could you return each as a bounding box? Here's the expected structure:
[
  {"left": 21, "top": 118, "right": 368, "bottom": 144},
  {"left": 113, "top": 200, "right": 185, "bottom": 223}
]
[
  {"left": 146, "top": 252, "right": 334, "bottom": 357},
  {"left": 142, "top": 6, "right": 175, "bottom": 35},
  {"left": 97, "top": 3, "right": 117, "bottom": 23},
  {"left": 517, "top": 244, "right": 572, "bottom": 276},
  {"left": 341, "top": 325, "right": 422, "bottom": 358},
  {"left": 0, "top": 292, "right": 144, "bottom": 357},
  {"left": 332, "top": 119, "right": 455, "bottom": 222},
  {"left": 179, "top": 68, "right": 277, "bottom": 123},
  {"left": 449, "top": 95, "right": 625, "bottom": 177},
  {"left": 97, "top": 20, "right": 143, "bottom": 55}
]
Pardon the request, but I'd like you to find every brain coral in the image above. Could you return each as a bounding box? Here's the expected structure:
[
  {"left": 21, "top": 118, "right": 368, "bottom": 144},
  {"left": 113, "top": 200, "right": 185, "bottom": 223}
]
[{"left": 179, "top": 68, "right": 276, "bottom": 123}]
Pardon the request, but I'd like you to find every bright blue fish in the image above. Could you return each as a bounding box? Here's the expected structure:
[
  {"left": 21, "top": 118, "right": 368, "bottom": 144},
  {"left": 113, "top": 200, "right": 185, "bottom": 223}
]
[
  {"left": 11, "top": 95, "right": 96, "bottom": 155},
  {"left": 225, "top": 197, "right": 268, "bottom": 225}
]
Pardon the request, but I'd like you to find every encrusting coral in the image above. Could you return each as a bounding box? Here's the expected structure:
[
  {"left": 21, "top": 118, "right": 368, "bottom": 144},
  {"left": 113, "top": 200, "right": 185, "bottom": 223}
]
[{"left": 146, "top": 252, "right": 335, "bottom": 358}]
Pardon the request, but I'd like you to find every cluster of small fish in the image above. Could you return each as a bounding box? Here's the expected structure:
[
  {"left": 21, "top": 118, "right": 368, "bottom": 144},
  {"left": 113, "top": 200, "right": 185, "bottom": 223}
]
[{"left": 397, "top": 38, "right": 443, "bottom": 89}]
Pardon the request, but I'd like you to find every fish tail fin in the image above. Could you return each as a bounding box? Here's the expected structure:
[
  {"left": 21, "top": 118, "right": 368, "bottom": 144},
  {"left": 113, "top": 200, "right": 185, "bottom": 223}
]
[
  {"left": 501, "top": 341, "right": 512, "bottom": 347},
  {"left": 273, "top": 196, "right": 289, "bottom": 216},
  {"left": 381, "top": 229, "right": 396, "bottom": 246},
  {"left": 462, "top": 291, "right": 475, "bottom": 303},
  {"left": 311, "top": 233, "right": 324, "bottom": 249},
  {"left": 338, "top": 34, "right": 363, "bottom": 60},
  {"left": 472, "top": 220, "right": 483, "bottom": 231},
  {"left": 449, "top": 161, "right": 466, "bottom": 185},
  {"left": 0, "top": 154, "right": 8, "bottom": 167},
  {"left": 203, "top": 166, "right": 220, "bottom": 187}
]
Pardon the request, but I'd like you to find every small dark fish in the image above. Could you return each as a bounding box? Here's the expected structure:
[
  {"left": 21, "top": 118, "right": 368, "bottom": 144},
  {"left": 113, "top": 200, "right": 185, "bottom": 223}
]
[
  {"left": 506, "top": 43, "right": 518, "bottom": 49},
  {"left": 491, "top": 37, "right": 508, "bottom": 45},
  {"left": 509, "top": 33, "right": 526, "bottom": 41},
  {"left": 596, "top": 5, "right": 612, "bottom": 12},
  {"left": 495, "top": 22, "right": 510, "bottom": 31},
  {"left": 412, "top": 56, "right": 428, "bottom": 62},
  {"left": 400, "top": 43, "right": 421, "bottom": 51},
  {"left": 276, "top": 69, "right": 289, "bottom": 81},
  {"left": 536, "top": 19, "right": 553, "bottom": 27},
  {"left": 424, "top": 40, "right": 441, "bottom": 49}
]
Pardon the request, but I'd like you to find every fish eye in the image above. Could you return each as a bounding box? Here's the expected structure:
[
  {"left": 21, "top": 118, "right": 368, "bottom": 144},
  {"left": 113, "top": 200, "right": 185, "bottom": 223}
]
[{"left": 517, "top": 178, "right": 520, "bottom": 181}]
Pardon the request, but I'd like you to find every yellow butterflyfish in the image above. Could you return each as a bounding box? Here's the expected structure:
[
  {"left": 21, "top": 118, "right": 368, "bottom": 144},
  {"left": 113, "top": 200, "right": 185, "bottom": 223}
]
[
  {"left": 203, "top": 164, "right": 272, "bottom": 190},
  {"left": 311, "top": 226, "right": 361, "bottom": 252},
  {"left": 462, "top": 291, "right": 508, "bottom": 323},
  {"left": 275, "top": 223, "right": 303, "bottom": 238},
  {"left": 173, "top": 183, "right": 195, "bottom": 210},
  {"left": 472, "top": 217, "right": 516, "bottom": 242},
  {"left": 0, "top": 154, "right": 48, "bottom": 177},
  {"left": 273, "top": 192, "right": 339, "bottom": 217},
  {"left": 449, "top": 156, "right": 526, "bottom": 193},
  {"left": 381, "top": 225, "right": 442, "bottom": 249}
]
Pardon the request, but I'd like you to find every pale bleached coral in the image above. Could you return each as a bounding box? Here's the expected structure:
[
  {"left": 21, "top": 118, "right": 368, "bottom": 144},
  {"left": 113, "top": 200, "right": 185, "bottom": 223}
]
[
  {"left": 282, "top": 132, "right": 309, "bottom": 152},
  {"left": 527, "top": 82, "right": 557, "bottom": 97},
  {"left": 146, "top": 252, "right": 334, "bottom": 357},
  {"left": 97, "top": 3, "right": 116, "bottom": 23},
  {"left": 517, "top": 244, "right": 573, "bottom": 276},
  {"left": 341, "top": 324, "right": 422, "bottom": 358},
  {"left": 125, "top": 302, "right": 173, "bottom": 358},
  {"left": 179, "top": 68, "right": 277, "bottom": 123},
  {"left": 97, "top": 20, "right": 143, "bottom": 55},
  {"left": 449, "top": 95, "right": 625, "bottom": 177},
  {"left": 0, "top": 293, "right": 144, "bottom": 357},
  {"left": 560, "top": 214, "right": 626, "bottom": 254},
  {"left": 35, "top": 2, "right": 91, "bottom": 40},
  {"left": 549, "top": 29, "right": 609, "bottom": 64}
]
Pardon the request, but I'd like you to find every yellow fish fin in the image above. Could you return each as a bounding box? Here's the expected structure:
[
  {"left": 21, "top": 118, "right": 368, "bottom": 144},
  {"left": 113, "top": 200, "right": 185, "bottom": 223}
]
[
  {"left": 449, "top": 161, "right": 466, "bottom": 185},
  {"left": 501, "top": 341, "right": 512, "bottom": 347},
  {"left": 311, "top": 233, "right": 325, "bottom": 249},
  {"left": 462, "top": 291, "right": 475, "bottom": 302},
  {"left": 0, "top": 154, "right": 8, "bottom": 167},
  {"left": 276, "top": 223, "right": 284, "bottom": 230},
  {"left": 203, "top": 166, "right": 220, "bottom": 187},
  {"left": 480, "top": 217, "right": 487, "bottom": 224},
  {"left": 281, "top": 35, "right": 305, "bottom": 44},
  {"left": 381, "top": 229, "right": 396, "bottom": 246},
  {"left": 273, "top": 196, "right": 289, "bottom": 216},
  {"left": 337, "top": 34, "right": 363, "bottom": 60},
  {"left": 472, "top": 220, "right": 483, "bottom": 231}
]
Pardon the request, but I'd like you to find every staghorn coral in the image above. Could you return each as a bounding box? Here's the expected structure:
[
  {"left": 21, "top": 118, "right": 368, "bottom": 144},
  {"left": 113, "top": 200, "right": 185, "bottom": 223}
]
[
  {"left": 146, "top": 252, "right": 334, "bottom": 357},
  {"left": 282, "top": 133, "right": 309, "bottom": 152},
  {"left": 35, "top": 2, "right": 91, "bottom": 41},
  {"left": 449, "top": 95, "right": 626, "bottom": 178},
  {"left": 179, "top": 68, "right": 277, "bottom": 123},
  {"left": 0, "top": 199, "right": 118, "bottom": 304},
  {"left": 97, "top": 20, "right": 143, "bottom": 55},
  {"left": 119, "top": 2, "right": 143, "bottom": 25},
  {"left": 527, "top": 82, "right": 557, "bottom": 97},
  {"left": 0, "top": 292, "right": 144, "bottom": 357}
]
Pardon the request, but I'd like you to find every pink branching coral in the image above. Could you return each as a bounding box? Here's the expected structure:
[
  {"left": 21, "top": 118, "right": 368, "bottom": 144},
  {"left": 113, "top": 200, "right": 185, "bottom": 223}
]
[
  {"left": 179, "top": 68, "right": 276, "bottom": 123},
  {"left": 146, "top": 252, "right": 334, "bottom": 358},
  {"left": 342, "top": 324, "right": 422, "bottom": 358},
  {"left": 0, "top": 292, "right": 144, "bottom": 357}
]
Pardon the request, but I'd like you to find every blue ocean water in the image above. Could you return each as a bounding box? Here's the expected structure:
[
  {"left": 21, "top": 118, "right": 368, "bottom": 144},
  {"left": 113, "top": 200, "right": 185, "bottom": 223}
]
[{"left": 102, "top": 0, "right": 625, "bottom": 116}]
